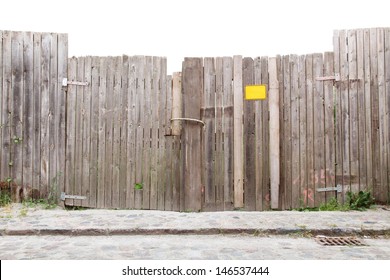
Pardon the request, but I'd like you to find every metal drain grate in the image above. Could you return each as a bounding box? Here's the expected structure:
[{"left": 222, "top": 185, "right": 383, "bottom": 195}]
[{"left": 315, "top": 236, "right": 366, "bottom": 246}]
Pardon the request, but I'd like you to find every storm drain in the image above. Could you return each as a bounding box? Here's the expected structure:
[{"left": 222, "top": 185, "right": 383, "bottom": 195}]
[{"left": 315, "top": 236, "right": 366, "bottom": 246}]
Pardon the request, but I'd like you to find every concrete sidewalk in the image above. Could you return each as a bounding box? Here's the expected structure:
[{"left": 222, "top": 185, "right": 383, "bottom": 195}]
[{"left": 0, "top": 204, "right": 389, "bottom": 237}]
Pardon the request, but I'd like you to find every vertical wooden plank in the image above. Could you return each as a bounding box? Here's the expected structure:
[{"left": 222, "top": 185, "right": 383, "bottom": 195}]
[
  {"left": 254, "top": 57, "right": 262, "bottom": 211},
  {"left": 324, "top": 52, "right": 336, "bottom": 202},
  {"left": 74, "top": 56, "right": 84, "bottom": 207},
  {"left": 0, "top": 30, "right": 3, "bottom": 182},
  {"left": 57, "top": 33, "right": 68, "bottom": 203},
  {"left": 340, "top": 30, "right": 351, "bottom": 201},
  {"left": 182, "top": 58, "right": 203, "bottom": 212},
  {"left": 305, "top": 54, "right": 315, "bottom": 208},
  {"left": 370, "top": 28, "right": 380, "bottom": 201},
  {"left": 269, "top": 57, "right": 279, "bottom": 209},
  {"left": 261, "top": 57, "right": 270, "bottom": 210},
  {"left": 377, "top": 28, "right": 388, "bottom": 203},
  {"left": 233, "top": 55, "right": 244, "bottom": 208},
  {"left": 282, "top": 55, "right": 292, "bottom": 209},
  {"left": 313, "top": 53, "right": 326, "bottom": 207},
  {"left": 385, "top": 29, "right": 390, "bottom": 204},
  {"left": 290, "top": 55, "right": 300, "bottom": 209},
  {"left": 141, "top": 56, "right": 152, "bottom": 209},
  {"left": 134, "top": 56, "right": 145, "bottom": 210},
  {"left": 89, "top": 56, "right": 99, "bottom": 208},
  {"left": 356, "top": 29, "right": 367, "bottom": 191},
  {"left": 126, "top": 56, "right": 137, "bottom": 209},
  {"left": 171, "top": 73, "right": 181, "bottom": 211},
  {"left": 363, "top": 29, "right": 373, "bottom": 191},
  {"left": 298, "top": 55, "right": 308, "bottom": 208},
  {"left": 22, "top": 32, "right": 34, "bottom": 195},
  {"left": 150, "top": 57, "right": 161, "bottom": 210},
  {"left": 215, "top": 57, "right": 224, "bottom": 211},
  {"left": 40, "top": 33, "right": 51, "bottom": 197},
  {"left": 202, "top": 58, "right": 216, "bottom": 210},
  {"left": 119, "top": 55, "right": 129, "bottom": 209},
  {"left": 96, "top": 57, "right": 107, "bottom": 208},
  {"left": 222, "top": 57, "right": 234, "bottom": 210},
  {"left": 32, "top": 33, "right": 41, "bottom": 195},
  {"left": 348, "top": 30, "right": 359, "bottom": 193},
  {"left": 112, "top": 56, "right": 122, "bottom": 208},
  {"left": 277, "top": 56, "right": 285, "bottom": 209},
  {"left": 243, "top": 57, "right": 255, "bottom": 211},
  {"left": 81, "top": 57, "right": 92, "bottom": 207},
  {"left": 48, "top": 33, "right": 58, "bottom": 200},
  {"left": 10, "top": 32, "right": 23, "bottom": 200}
]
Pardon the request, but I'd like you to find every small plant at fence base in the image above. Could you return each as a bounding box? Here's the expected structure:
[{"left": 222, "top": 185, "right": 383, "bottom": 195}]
[
  {"left": 296, "top": 190, "right": 375, "bottom": 212},
  {"left": 134, "top": 183, "right": 143, "bottom": 190}
]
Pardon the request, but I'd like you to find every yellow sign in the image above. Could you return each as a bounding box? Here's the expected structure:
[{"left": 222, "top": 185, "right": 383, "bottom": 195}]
[{"left": 245, "top": 85, "right": 267, "bottom": 100}]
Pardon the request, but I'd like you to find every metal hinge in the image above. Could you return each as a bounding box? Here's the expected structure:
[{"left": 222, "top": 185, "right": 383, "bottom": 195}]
[
  {"left": 316, "top": 73, "right": 340, "bottom": 82},
  {"left": 60, "top": 192, "right": 87, "bottom": 201},
  {"left": 62, "top": 78, "right": 89, "bottom": 87},
  {"left": 317, "top": 185, "right": 342, "bottom": 193}
]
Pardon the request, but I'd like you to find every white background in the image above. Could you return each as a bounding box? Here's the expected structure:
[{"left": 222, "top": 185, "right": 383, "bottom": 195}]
[{"left": 1, "top": 0, "right": 390, "bottom": 73}]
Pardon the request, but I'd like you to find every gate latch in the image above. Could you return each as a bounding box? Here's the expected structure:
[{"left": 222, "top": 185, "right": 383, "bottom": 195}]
[{"left": 60, "top": 192, "right": 87, "bottom": 201}]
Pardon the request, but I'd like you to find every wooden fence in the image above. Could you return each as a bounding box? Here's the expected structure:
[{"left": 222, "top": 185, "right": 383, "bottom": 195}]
[
  {"left": 0, "top": 28, "right": 389, "bottom": 210},
  {"left": 0, "top": 31, "right": 68, "bottom": 201}
]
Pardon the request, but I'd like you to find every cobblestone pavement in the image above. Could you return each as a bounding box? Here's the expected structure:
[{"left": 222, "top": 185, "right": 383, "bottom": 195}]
[{"left": 0, "top": 235, "right": 389, "bottom": 260}]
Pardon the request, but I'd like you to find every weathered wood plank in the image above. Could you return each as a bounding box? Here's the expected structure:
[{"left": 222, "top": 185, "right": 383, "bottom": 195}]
[
  {"left": 81, "top": 57, "right": 92, "bottom": 207},
  {"left": 298, "top": 55, "right": 308, "bottom": 208},
  {"left": 202, "top": 57, "right": 216, "bottom": 210},
  {"left": 324, "top": 52, "right": 336, "bottom": 202},
  {"left": 48, "top": 33, "right": 58, "bottom": 201},
  {"left": 377, "top": 28, "right": 388, "bottom": 203},
  {"left": 305, "top": 54, "right": 315, "bottom": 208},
  {"left": 254, "top": 57, "right": 263, "bottom": 211},
  {"left": 112, "top": 56, "right": 122, "bottom": 208},
  {"left": 74, "top": 56, "right": 84, "bottom": 207},
  {"left": 119, "top": 55, "right": 129, "bottom": 209},
  {"left": 89, "top": 56, "right": 100, "bottom": 208},
  {"left": 65, "top": 57, "right": 77, "bottom": 206},
  {"left": 233, "top": 55, "right": 243, "bottom": 208},
  {"left": 10, "top": 32, "right": 24, "bottom": 198},
  {"left": 261, "top": 56, "right": 270, "bottom": 210},
  {"left": 171, "top": 73, "right": 181, "bottom": 211},
  {"left": 385, "top": 28, "right": 390, "bottom": 204},
  {"left": 0, "top": 30, "right": 3, "bottom": 182},
  {"left": 56, "top": 33, "right": 68, "bottom": 203},
  {"left": 348, "top": 30, "right": 359, "bottom": 194},
  {"left": 150, "top": 57, "right": 160, "bottom": 210},
  {"left": 126, "top": 56, "right": 137, "bottom": 209},
  {"left": 243, "top": 57, "right": 255, "bottom": 211},
  {"left": 222, "top": 57, "right": 234, "bottom": 210},
  {"left": 141, "top": 56, "right": 152, "bottom": 209},
  {"left": 134, "top": 56, "right": 145, "bottom": 210},
  {"left": 363, "top": 29, "right": 373, "bottom": 191},
  {"left": 283, "top": 55, "right": 292, "bottom": 209},
  {"left": 277, "top": 55, "right": 286, "bottom": 209},
  {"left": 159, "top": 57, "right": 168, "bottom": 210},
  {"left": 313, "top": 53, "right": 326, "bottom": 207},
  {"left": 182, "top": 58, "right": 203, "bottom": 212},
  {"left": 164, "top": 72, "right": 173, "bottom": 211},
  {"left": 22, "top": 32, "right": 34, "bottom": 196},
  {"left": 290, "top": 55, "right": 300, "bottom": 209},
  {"left": 340, "top": 30, "right": 350, "bottom": 201},
  {"left": 96, "top": 57, "right": 107, "bottom": 208},
  {"left": 356, "top": 29, "right": 367, "bottom": 191},
  {"left": 215, "top": 57, "right": 224, "bottom": 211},
  {"left": 40, "top": 33, "right": 51, "bottom": 197},
  {"left": 32, "top": 33, "right": 41, "bottom": 195},
  {"left": 370, "top": 28, "right": 380, "bottom": 201}
]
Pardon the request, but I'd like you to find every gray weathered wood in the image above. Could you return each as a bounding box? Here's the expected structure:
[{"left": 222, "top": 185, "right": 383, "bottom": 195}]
[
  {"left": 171, "top": 74, "right": 181, "bottom": 211},
  {"left": 215, "top": 57, "right": 224, "bottom": 211},
  {"left": 384, "top": 28, "right": 390, "bottom": 204},
  {"left": 254, "top": 57, "right": 263, "bottom": 211},
  {"left": 283, "top": 55, "right": 292, "bottom": 209},
  {"left": 182, "top": 58, "right": 203, "bottom": 212},
  {"left": 243, "top": 57, "right": 255, "bottom": 211}
]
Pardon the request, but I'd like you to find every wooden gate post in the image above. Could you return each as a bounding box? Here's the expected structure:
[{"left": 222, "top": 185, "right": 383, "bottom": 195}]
[
  {"left": 182, "top": 58, "right": 203, "bottom": 212},
  {"left": 269, "top": 57, "right": 280, "bottom": 209}
]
